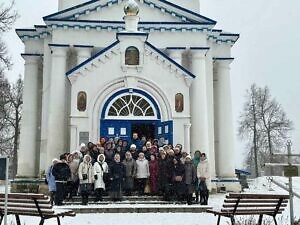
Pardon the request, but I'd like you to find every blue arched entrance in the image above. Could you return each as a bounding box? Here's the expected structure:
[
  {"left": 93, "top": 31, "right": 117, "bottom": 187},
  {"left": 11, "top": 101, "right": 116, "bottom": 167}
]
[{"left": 100, "top": 88, "right": 173, "bottom": 144}]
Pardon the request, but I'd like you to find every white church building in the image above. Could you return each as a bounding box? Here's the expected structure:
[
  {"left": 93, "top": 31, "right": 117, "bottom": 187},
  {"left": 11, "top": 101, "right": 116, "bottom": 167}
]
[{"left": 16, "top": 0, "right": 240, "bottom": 191}]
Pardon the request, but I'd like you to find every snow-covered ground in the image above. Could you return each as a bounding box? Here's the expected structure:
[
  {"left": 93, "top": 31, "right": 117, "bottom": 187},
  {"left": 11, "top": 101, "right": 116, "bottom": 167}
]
[{"left": 1, "top": 176, "right": 299, "bottom": 225}]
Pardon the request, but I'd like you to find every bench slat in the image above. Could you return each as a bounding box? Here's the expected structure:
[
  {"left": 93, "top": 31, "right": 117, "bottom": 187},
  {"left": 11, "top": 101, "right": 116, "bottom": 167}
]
[
  {"left": 221, "top": 208, "right": 284, "bottom": 213},
  {"left": 0, "top": 202, "right": 52, "bottom": 209},
  {"left": 0, "top": 207, "right": 55, "bottom": 214},
  {"left": 0, "top": 193, "right": 48, "bottom": 200},
  {"left": 224, "top": 199, "right": 288, "bottom": 204},
  {"left": 207, "top": 209, "right": 283, "bottom": 216},
  {"left": 223, "top": 204, "right": 287, "bottom": 208},
  {"left": 227, "top": 193, "right": 289, "bottom": 199},
  {"left": 2, "top": 210, "right": 76, "bottom": 218},
  {"left": 0, "top": 198, "right": 50, "bottom": 204}
]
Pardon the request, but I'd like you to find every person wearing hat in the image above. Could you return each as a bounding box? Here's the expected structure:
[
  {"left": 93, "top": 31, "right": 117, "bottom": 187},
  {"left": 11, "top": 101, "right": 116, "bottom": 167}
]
[
  {"left": 129, "top": 144, "right": 139, "bottom": 160},
  {"left": 93, "top": 154, "right": 109, "bottom": 202},
  {"left": 78, "top": 154, "right": 94, "bottom": 205},
  {"left": 136, "top": 152, "right": 150, "bottom": 195},
  {"left": 197, "top": 153, "right": 210, "bottom": 205},
  {"left": 184, "top": 155, "right": 197, "bottom": 205},
  {"left": 46, "top": 158, "right": 59, "bottom": 205},
  {"left": 109, "top": 153, "right": 125, "bottom": 201},
  {"left": 52, "top": 154, "right": 71, "bottom": 205},
  {"left": 173, "top": 157, "right": 185, "bottom": 202},
  {"left": 122, "top": 151, "right": 137, "bottom": 196}
]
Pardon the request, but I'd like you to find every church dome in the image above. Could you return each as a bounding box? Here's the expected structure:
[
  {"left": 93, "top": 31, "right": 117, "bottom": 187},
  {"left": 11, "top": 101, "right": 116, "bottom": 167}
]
[{"left": 124, "top": 0, "right": 139, "bottom": 16}]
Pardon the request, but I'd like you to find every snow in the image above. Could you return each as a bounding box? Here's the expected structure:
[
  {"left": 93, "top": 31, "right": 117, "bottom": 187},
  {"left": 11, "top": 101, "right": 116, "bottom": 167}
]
[{"left": 1, "top": 176, "right": 300, "bottom": 225}]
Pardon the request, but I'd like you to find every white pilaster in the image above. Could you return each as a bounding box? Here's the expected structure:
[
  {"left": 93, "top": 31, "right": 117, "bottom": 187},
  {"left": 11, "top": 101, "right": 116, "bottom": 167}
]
[
  {"left": 46, "top": 45, "right": 69, "bottom": 165},
  {"left": 75, "top": 46, "right": 93, "bottom": 64},
  {"left": 18, "top": 54, "right": 41, "bottom": 177},
  {"left": 167, "top": 48, "right": 185, "bottom": 65},
  {"left": 190, "top": 48, "right": 210, "bottom": 157},
  {"left": 184, "top": 123, "right": 191, "bottom": 154},
  {"left": 214, "top": 58, "right": 236, "bottom": 178}
]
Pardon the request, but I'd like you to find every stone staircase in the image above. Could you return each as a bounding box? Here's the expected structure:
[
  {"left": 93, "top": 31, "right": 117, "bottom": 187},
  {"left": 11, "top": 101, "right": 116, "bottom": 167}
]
[{"left": 61, "top": 195, "right": 212, "bottom": 213}]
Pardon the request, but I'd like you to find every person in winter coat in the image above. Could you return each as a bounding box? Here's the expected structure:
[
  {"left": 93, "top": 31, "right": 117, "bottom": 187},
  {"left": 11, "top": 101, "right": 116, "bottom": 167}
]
[
  {"left": 136, "top": 152, "right": 150, "bottom": 195},
  {"left": 158, "top": 151, "right": 169, "bottom": 197},
  {"left": 109, "top": 153, "right": 125, "bottom": 201},
  {"left": 193, "top": 150, "right": 201, "bottom": 203},
  {"left": 93, "top": 154, "right": 109, "bottom": 202},
  {"left": 129, "top": 132, "right": 142, "bottom": 151},
  {"left": 197, "top": 153, "right": 210, "bottom": 205},
  {"left": 184, "top": 155, "right": 197, "bottom": 205},
  {"left": 129, "top": 144, "right": 139, "bottom": 160},
  {"left": 122, "top": 151, "right": 137, "bottom": 195},
  {"left": 67, "top": 153, "right": 80, "bottom": 199},
  {"left": 141, "top": 145, "right": 151, "bottom": 161},
  {"left": 46, "top": 158, "right": 59, "bottom": 205},
  {"left": 104, "top": 141, "right": 115, "bottom": 165},
  {"left": 149, "top": 154, "right": 159, "bottom": 194},
  {"left": 173, "top": 158, "right": 185, "bottom": 202},
  {"left": 89, "top": 144, "right": 100, "bottom": 165},
  {"left": 52, "top": 154, "right": 71, "bottom": 206},
  {"left": 78, "top": 154, "right": 94, "bottom": 205}
]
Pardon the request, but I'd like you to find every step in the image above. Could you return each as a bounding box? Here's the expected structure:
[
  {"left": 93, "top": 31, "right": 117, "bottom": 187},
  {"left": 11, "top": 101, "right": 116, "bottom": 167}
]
[
  {"left": 66, "top": 195, "right": 164, "bottom": 203},
  {"left": 65, "top": 200, "right": 170, "bottom": 205},
  {"left": 58, "top": 204, "right": 212, "bottom": 213}
]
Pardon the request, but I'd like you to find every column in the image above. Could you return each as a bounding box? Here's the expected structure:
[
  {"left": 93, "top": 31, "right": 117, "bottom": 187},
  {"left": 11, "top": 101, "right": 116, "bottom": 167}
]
[
  {"left": 184, "top": 123, "right": 191, "bottom": 154},
  {"left": 214, "top": 58, "right": 236, "bottom": 178},
  {"left": 75, "top": 45, "right": 93, "bottom": 64},
  {"left": 189, "top": 48, "right": 209, "bottom": 157},
  {"left": 17, "top": 54, "right": 41, "bottom": 177},
  {"left": 39, "top": 38, "right": 52, "bottom": 172},
  {"left": 46, "top": 45, "right": 68, "bottom": 165},
  {"left": 166, "top": 48, "right": 185, "bottom": 65}
]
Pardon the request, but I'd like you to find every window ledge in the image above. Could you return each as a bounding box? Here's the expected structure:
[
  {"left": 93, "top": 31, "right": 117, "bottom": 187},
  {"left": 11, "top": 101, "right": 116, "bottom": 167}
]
[{"left": 121, "top": 65, "right": 143, "bottom": 72}]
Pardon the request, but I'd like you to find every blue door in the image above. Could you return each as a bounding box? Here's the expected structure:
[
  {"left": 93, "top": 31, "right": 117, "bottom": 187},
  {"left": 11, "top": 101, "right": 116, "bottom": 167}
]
[{"left": 155, "top": 120, "right": 173, "bottom": 144}]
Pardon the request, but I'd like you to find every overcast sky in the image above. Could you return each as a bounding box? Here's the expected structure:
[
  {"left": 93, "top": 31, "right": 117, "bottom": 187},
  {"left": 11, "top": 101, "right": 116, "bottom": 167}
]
[{"left": 3, "top": 0, "right": 300, "bottom": 167}]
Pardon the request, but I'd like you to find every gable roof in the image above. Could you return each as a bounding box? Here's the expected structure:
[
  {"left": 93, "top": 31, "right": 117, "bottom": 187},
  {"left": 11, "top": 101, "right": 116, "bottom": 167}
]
[
  {"left": 44, "top": 0, "right": 216, "bottom": 25},
  {"left": 66, "top": 36, "right": 195, "bottom": 80}
]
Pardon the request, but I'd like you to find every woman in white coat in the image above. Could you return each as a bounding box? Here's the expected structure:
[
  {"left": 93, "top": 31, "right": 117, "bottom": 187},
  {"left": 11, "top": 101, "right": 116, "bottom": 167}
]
[
  {"left": 197, "top": 153, "right": 210, "bottom": 205},
  {"left": 78, "top": 154, "right": 94, "bottom": 205},
  {"left": 93, "top": 154, "right": 109, "bottom": 201}
]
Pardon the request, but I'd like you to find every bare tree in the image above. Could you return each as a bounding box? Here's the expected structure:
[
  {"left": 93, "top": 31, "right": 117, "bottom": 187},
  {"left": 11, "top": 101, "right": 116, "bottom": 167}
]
[
  {"left": 0, "top": 0, "right": 18, "bottom": 71},
  {"left": 239, "top": 84, "right": 261, "bottom": 177},
  {"left": 238, "top": 84, "right": 293, "bottom": 177}
]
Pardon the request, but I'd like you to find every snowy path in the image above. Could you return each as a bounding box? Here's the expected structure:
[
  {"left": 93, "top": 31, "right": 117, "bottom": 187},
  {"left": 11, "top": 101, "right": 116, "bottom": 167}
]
[{"left": 1, "top": 177, "right": 300, "bottom": 225}]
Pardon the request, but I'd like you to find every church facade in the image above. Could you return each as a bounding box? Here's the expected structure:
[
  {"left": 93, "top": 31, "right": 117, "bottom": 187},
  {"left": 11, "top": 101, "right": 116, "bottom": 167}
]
[{"left": 17, "top": 0, "right": 240, "bottom": 191}]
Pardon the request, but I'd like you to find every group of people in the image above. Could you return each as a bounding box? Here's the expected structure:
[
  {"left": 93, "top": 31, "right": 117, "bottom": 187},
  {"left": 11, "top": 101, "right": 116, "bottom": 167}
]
[{"left": 46, "top": 133, "right": 210, "bottom": 206}]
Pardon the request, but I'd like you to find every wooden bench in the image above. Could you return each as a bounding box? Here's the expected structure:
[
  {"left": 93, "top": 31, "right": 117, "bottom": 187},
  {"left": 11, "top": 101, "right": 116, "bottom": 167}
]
[
  {"left": 207, "top": 193, "right": 289, "bottom": 225},
  {"left": 0, "top": 193, "right": 76, "bottom": 225}
]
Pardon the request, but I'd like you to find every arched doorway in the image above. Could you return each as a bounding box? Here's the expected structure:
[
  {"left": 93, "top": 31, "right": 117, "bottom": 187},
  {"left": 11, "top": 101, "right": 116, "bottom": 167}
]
[{"left": 100, "top": 88, "right": 173, "bottom": 144}]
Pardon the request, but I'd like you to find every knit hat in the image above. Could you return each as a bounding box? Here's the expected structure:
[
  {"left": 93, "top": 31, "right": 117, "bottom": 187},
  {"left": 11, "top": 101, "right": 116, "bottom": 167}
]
[
  {"left": 130, "top": 144, "right": 136, "bottom": 149},
  {"left": 80, "top": 143, "right": 86, "bottom": 147},
  {"left": 185, "top": 155, "right": 192, "bottom": 160}
]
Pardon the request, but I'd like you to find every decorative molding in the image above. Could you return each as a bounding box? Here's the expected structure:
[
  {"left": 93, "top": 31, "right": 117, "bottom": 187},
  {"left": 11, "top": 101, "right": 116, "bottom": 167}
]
[{"left": 145, "top": 42, "right": 195, "bottom": 79}]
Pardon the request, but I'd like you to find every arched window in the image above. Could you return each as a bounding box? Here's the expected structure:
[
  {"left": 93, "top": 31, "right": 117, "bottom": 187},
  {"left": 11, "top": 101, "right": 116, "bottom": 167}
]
[
  {"left": 175, "top": 93, "right": 184, "bottom": 112},
  {"left": 108, "top": 94, "right": 155, "bottom": 117},
  {"left": 125, "top": 46, "right": 139, "bottom": 65},
  {"left": 77, "top": 91, "right": 87, "bottom": 112}
]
